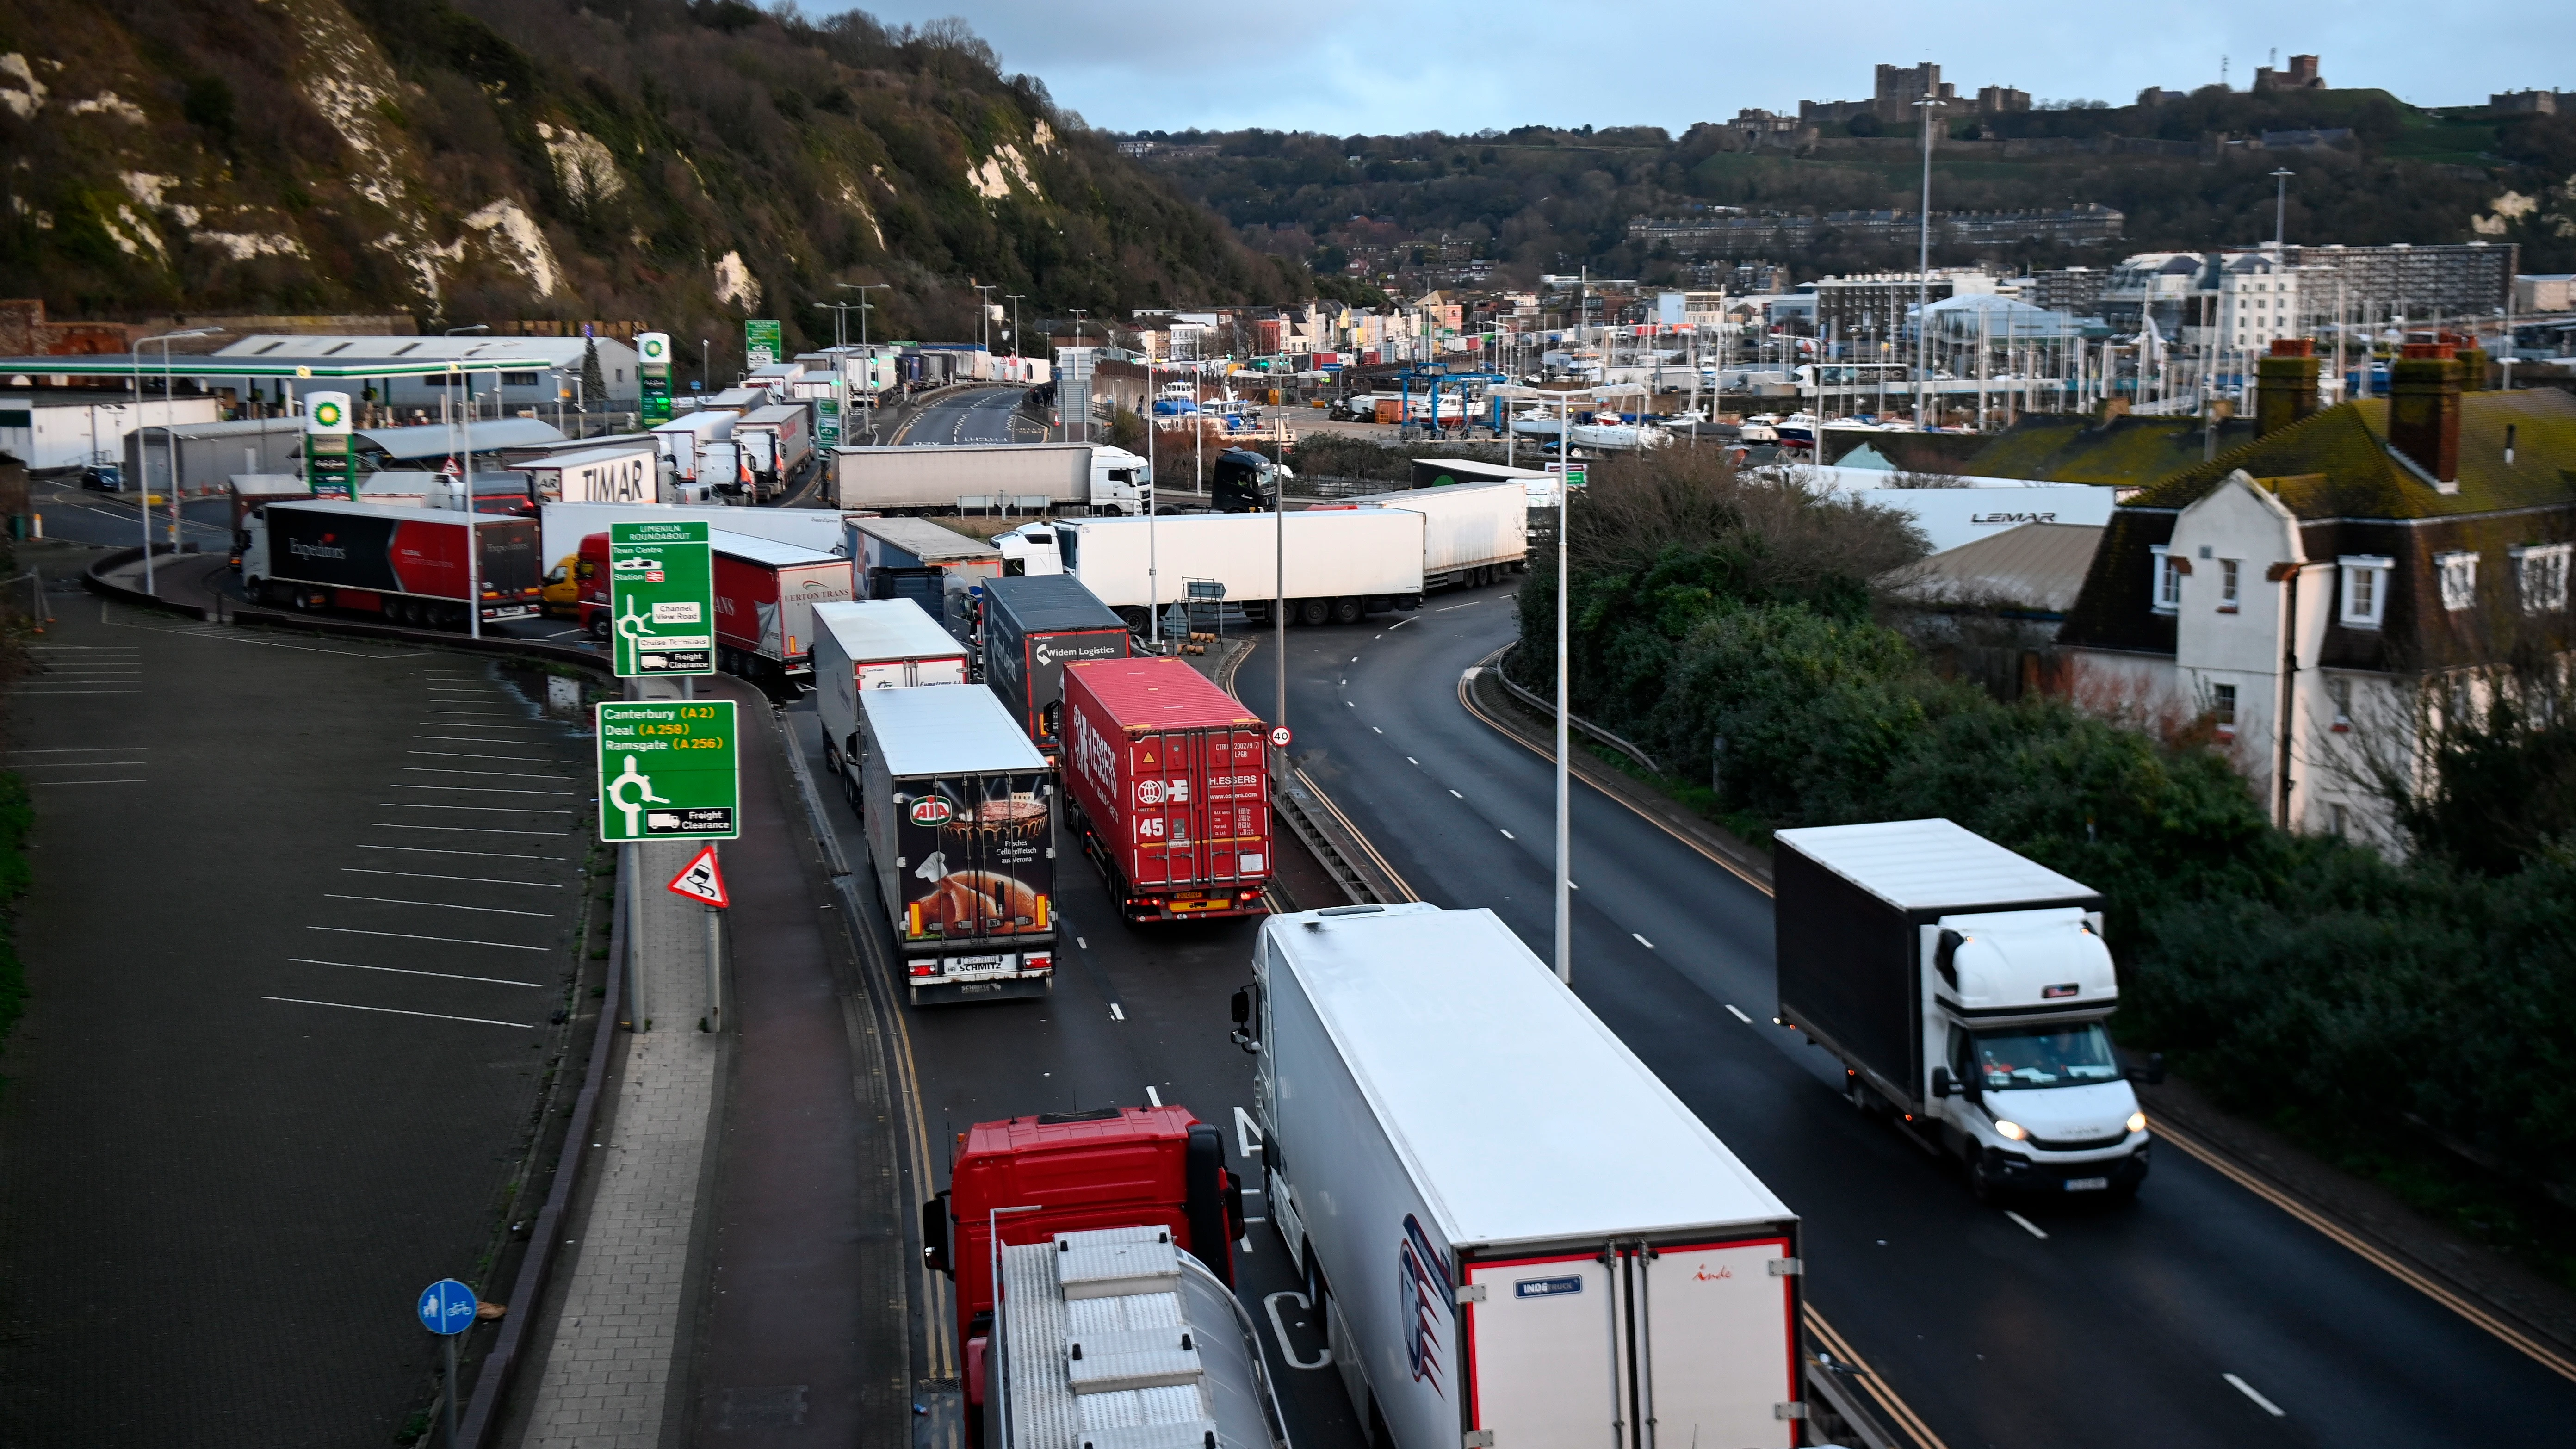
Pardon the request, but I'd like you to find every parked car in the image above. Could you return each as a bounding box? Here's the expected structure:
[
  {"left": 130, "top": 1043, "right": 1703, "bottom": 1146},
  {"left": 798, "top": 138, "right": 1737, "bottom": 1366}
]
[{"left": 80, "top": 464, "right": 124, "bottom": 492}]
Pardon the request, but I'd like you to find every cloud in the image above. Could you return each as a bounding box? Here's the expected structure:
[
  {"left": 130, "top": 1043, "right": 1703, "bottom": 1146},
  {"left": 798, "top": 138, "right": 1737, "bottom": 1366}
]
[{"left": 838, "top": 0, "right": 2574, "bottom": 134}]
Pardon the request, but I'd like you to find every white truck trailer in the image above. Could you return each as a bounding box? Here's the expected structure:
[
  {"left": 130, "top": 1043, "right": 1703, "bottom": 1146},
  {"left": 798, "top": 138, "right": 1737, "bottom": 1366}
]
[
  {"left": 649, "top": 409, "right": 735, "bottom": 484},
  {"left": 521, "top": 443, "right": 657, "bottom": 504},
  {"left": 1040, "top": 509, "right": 1425, "bottom": 626},
  {"left": 734, "top": 402, "right": 814, "bottom": 499},
  {"left": 1332, "top": 479, "right": 1528, "bottom": 590},
  {"left": 1774, "top": 818, "right": 2154, "bottom": 1201},
  {"left": 813, "top": 600, "right": 972, "bottom": 781},
  {"left": 829, "top": 442, "right": 1150, "bottom": 516},
  {"left": 1236, "top": 903, "right": 1805, "bottom": 1449}
]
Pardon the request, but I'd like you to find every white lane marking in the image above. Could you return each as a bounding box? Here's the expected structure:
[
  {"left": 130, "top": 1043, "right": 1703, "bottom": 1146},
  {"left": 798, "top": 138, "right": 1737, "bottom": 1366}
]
[
  {"left": 1500, "top": 829, "right": 1515, "bottom": 840},
  {"left": 378, "top": 804, "right": 577, "bottom": 814},
  {"left": 309, "top": 926, "right": 548, "bottom": 951},
  {"left": 290, "top": 958, "right": 545, "bottom": 988},
  {"left": 1448, "top": 788, "right": 1462, "bottom": 799},
  {"left": 1109, "top": 1002, "right": 1125, "bottom": 1021},
  {"left": 390, "top": 783, "right": 577, "bottom": 796},
  {"left": 30, "top": 778, "right": 147, "bottom": 785},
  {"left": 0, "top": 745, "right": 149, "bottom": 752},
  {"left": 1263, "top": 1292, "right": 1333, "bottom": 1369},
  {"left": 2223, "top": 1374, "right": 2285, "bottom": 1418},
  {"left": 359, "top": 844, "right": 568, "bottom": 861},
  {"left": 403, "top": 767, "right": 572, "bottom": 781},
  {"left": 2006, "top": 1211, "right": 2050, "bottom": 1240},
  {"left": 324, "top": 893, "right": 555, "bottom": 917},
  {"left": 13, "top": 761, "right": 150, "bottom": 768},
  {"left": 1389, "top": 617, "right": 1413, "bottom": 628},
  {"left": 1146, "top": 1084, "right": 1162, "bottom": 1107},
  {"left": 1371, "top": 726, "right": 1383, "bottom": 734},
  {"left": 1724, "top": 1003, "right": 1753, "bottom": 1024},
  {"left": 410, "top": 750, "right": 552, "bottom": 763},
  {"left": 1406, "top": 756, "right": 1419, "bottom": 765},
  {"left": 1350, "top": 656, "right": 1358, "bottom": 663},
  {"left": 369, "top": 824, "right": 566, "bottom": 836},
  {"left": 1568, "top": 880, "right": 1580, "bottom": 891},
  {"left": 1078, "top": 936, "right": 1089, "bottom": 949},
  {"left": 264, "top": 995, "right": 533, "bottom": 1029},
  {"left": 1633, "top": 933, "right": 1654, "bottom": 949},
  {"left": 1234, "top": 1106, "right": 1264, "bottom": 1159},
  {"left": 341, "top": 868, "right": 562, "bottom": 889},
  {"left": 415, "top": 736, "right": 553, "bottom": 746},
  {"left": 17, "top": 691, "right": 140, "bottom": 696},
  {"left": 1344, "top": 701, "right": 1353, "bottom": 708},
  {"left": 1435, "top": 601, "right": 1477, "bottom": 611}
]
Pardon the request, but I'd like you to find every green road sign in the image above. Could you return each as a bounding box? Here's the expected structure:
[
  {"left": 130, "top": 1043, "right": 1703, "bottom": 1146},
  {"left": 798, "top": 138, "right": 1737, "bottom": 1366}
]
[
  {"left": 609, "top": 520, "right": 716, "bottom": 677},
  {"left": 596, "top": 700, "right": 738, "bottom": 842},
  {"left": 816, "top": 396, "right": 841, "bottom": 447},
  {"left": 744, "top": 319, "right": 782, "bottom": 368}
]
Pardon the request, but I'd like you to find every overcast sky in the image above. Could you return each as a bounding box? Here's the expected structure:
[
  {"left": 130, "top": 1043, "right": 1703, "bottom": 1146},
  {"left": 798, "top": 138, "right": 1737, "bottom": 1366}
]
[{"left": 843, "top": 1, "right": 2568, "bottom": 135}]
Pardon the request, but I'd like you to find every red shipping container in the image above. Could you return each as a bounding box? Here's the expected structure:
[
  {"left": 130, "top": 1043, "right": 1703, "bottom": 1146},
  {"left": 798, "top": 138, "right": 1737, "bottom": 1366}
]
[{"left": 1061, "top": 657, "right": 1272, "bottom": 922}]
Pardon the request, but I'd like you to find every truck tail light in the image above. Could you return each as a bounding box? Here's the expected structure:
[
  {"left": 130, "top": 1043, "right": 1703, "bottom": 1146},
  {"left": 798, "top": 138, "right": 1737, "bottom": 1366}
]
[
  {"left": 909, "top": 963, "right": 936, "bottom": 978},
  {"left": 1025, "top": 953, "right": 1053, "bottom": 973}
]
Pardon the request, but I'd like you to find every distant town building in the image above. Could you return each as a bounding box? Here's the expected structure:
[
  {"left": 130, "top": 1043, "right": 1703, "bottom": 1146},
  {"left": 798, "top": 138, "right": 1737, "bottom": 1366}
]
[
  {"left": 1628, "top": 205, "right": 2123, "bottom": 256},
  {"left": 2101, "top": 244, "right": 2517, "bottom": 340},
  {"left": 2028, "top": 266, "right": 2112, "bottom": 318},
  {"left": 2251, "top": 54, "right": 2326, "bottom": 91},
  {"left": 2516, "top": 275, "right": 2575, "bottom": 313},
  {"left": 2491, "top": 89, "right": 2562, "bottom": 115},
  {"left": 1809, "top": 271, "right": 1999, "bottom": 345}
]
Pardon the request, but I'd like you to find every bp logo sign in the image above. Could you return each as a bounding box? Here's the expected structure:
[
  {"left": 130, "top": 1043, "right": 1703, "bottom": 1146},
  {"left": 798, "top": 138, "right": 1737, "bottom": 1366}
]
[
  {"left": 312, "top": 399, "right": 343, "bottom": 428},
  {"left": 908, "top": 797, "right": 954, "bottom": 826},
  {"left": 640, "top": 335, "right": 667, "bottom": 360}
]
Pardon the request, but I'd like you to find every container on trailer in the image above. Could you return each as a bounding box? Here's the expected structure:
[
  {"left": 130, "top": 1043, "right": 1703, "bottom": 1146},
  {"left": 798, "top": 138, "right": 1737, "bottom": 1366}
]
[
  {"left": 979, "top": 574, "right": 1131, "bottom": 755},
  {"left": 1333, "top": 477, "right": 1528, "bottom": 588},
  {"left": 241, "top": 498, "right": 542, "bottom": 624},
  {"left": 851, "top": 683, "right": 1057, "bottom": 1005},
  {"left": 827, "top": 442, "right": 1148, "bottom": 516},
  {"left": 1244, "top": 902, "right": 1805, "bottom": 1449},
  {"left": 1051, "top": 509, "right": 1423, "bottom": 625},
  {"left": 1059, "top": 657, "right": 1269, "bottom": 923},
  {"left": 814, "top": 599, "right": 972, "bottom": 780}
]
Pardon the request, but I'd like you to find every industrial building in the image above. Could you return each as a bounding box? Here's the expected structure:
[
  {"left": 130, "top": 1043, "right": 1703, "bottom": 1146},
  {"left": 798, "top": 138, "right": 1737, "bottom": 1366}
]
[{"left": 203, "top": 334, "right": 641, "bottom": 416}]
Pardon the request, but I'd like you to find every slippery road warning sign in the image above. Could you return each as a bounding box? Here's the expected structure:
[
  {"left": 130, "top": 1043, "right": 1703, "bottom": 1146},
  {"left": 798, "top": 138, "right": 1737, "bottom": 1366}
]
[
  {"left": 666, "top": 845, "right": 729, "bottom": 907},
  {"left": 595, "top": 700, "right": 739, "bottom": 842}
]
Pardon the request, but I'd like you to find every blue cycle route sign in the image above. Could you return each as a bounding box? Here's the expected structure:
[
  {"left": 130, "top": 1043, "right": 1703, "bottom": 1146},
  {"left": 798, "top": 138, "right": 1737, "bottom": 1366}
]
[{"left": 418, "top": 1278, "right": 479, "bottom": 1336}]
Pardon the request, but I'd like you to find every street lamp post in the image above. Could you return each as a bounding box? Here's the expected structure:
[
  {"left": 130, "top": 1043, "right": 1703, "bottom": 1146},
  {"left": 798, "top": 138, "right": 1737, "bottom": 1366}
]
[
  {"left": 1067, "top": 310, "right": 1090, "bottom": 442},
  {"left": 1915, "top": 94, "right": 1939, "bottom": 427},
  {"left": 2270, "top": 168, "right": 2295, "bottom": 249},
  {"left": 973, "top": 284, "right": 997, "bottom": 354},
  {"left": 840, "top": 283, "right": 892, "bottom": 434},
  {"left": 130, "top": 328, "right": 222, "bottom": 594}
]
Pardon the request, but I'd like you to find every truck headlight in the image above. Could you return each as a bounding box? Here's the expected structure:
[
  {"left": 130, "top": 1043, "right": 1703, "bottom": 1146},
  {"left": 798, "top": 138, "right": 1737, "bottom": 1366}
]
[
  {"left": 2127, "top": 1111, "right": 2148, "bottom": 1135},
  {"left": 1992, "top": 1119, "right": 2029, "bottom": 1142}
]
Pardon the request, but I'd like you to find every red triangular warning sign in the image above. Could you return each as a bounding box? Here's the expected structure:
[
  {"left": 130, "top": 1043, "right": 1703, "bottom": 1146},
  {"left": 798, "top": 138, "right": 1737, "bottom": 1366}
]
[{"left": 666, "top": 845, "right": 728, "bottom": 907}]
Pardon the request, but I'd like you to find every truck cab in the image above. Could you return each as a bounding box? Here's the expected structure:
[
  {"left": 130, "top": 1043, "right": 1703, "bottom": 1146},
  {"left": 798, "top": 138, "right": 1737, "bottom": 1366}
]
[
  {"left": 1088, "top": 445, "right": 1151, "bottom": 515},
  {"left": 993, "top": 523, "right": 1065, "bottom": 577}
]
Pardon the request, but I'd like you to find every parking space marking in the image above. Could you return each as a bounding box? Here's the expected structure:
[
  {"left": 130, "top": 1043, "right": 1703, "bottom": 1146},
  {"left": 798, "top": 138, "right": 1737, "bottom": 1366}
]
[
  {"left": 290, "top": 958, "right": 546, "bottom": 988},
  {"left": 323, "top": 893, "right": 554, "bottom": 917},
  {"left": 341, "top": 868, "right": 562, "bottom": 888},
  {"left": 377, "top": 804, "right": 577, "bottom": 814},
  {"left": 410, "top": 750, "right": 552, "bottom": 763},
  {"left": 263, "top": 996, "right": 534, "bottom": 1029},
  {"left": 30, "top": 778, "right": 147, "bottom": 785},
  {"left": 358, "top": 843, "right": 568, "bottom": 861},
  {"left": 369, "top": 823, "right": 567, "bottom": 837},
  {"left": 310, "top": 926, "right": 549, "bottom": 951},
  {"left": 403, "top": 768, "right": 573, "bottom": 781},
  {"left": 390, "top": 783, "right": 578, "bottom": 796}
]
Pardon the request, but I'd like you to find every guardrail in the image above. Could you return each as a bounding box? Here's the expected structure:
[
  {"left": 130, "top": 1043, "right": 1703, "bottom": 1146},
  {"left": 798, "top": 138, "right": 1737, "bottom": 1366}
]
[{"left": 1491, "top": 644, "right": 1663, "bottom": 775}]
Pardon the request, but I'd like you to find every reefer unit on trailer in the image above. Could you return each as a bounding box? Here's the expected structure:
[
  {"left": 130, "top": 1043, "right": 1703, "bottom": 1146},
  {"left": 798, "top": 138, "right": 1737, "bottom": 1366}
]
[
  {"left": 852, "top": 685, "right": 1058, "bottom": 1005},
  {"left": 1774, "top": 819, "right": 2153, "bottom": 1201},
  {"left": 1241, "top": 903, "right": 1805, "bottom": 1449},
  {"left": 1333, "top": 479, "right": 1529, "bottom": 590},
  {"left": 815, "top": 600, "right": 972, "bottom": 779},
  {"left": 979, "top": 574, "right": 1131, "bottom": 756},
  {"left": 1051, "top": 509, "right": 1424, "bottom": 625},
  {"left": 1061, "top": 658, "right": 1270, "bottom": 923},
  {"left": 239, "top": 499, "right": 542, "bottom": 627}
]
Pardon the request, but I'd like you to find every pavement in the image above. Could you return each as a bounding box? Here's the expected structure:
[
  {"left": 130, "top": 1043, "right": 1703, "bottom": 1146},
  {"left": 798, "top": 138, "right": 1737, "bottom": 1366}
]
[{"left": 0, "top": 590, "right": 607, "bottom": 1446}]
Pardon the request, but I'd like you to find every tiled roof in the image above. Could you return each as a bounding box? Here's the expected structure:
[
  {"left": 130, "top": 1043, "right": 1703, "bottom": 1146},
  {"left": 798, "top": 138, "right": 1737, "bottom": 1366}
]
[
  {"left": 1887, "top": 522, "right": 2104, "bottom": 613},
  {"left": 2123, "top": 389, "right": 2576, "bottom": 520},
  {"left": 1962, "top": 413, "right": 2259, "bottom": 488}
]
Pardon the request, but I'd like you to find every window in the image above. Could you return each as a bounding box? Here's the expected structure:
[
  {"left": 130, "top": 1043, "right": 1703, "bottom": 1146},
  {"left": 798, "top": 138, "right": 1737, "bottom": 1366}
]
[
  {"left": 2219, "top": 559, "right": 2240, "bottom": 611},
  {"left": 2437, "top": 551, "right": 2479, "bottom": 612},
  {"left": 2212, "top": 683, "right": 2238, "bottom": 732},
  {"left": 2339, "top": 556, "right": 2392, "bottom": 627},
  {"left": 2329, "top": 803, "right": 2348, "bottom": 837},
  {"left": 2149, "top": 545, "right": 2184, "bottom": 612},
  {"left": 2513, "top": 544, "right": 2570, "bottom": 613},
  {"left": 2328, "top": 675, "right": 2352, "bottom": 731},
  {"left": 500, "top": 372, "right": 542, "bottom": 386}
]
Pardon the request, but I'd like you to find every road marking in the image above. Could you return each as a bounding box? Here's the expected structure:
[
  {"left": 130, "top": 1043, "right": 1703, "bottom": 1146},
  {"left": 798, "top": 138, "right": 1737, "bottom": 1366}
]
[
  {"left": 341, "top": 868, "right": 562, "bottom": 889},
  {"left": 390, "top": 784, "right": 577, "bottom": 796},
  {"left": 1350, "top": 656, "right": 1359, "bottom": 663},
  {"left": 309, "top": 926, "right": 549, "bottom": 951},
  {"left": 1372, "top": 726, "right": 1382, "bottom": 734},
  {"left": 1344, "top": 701, "right": 1353, "bottom": 707},
  {"left": 1633, "top": 933, "right": 1654, "bottom": 949},
  {"left": 2223, "top": 1374, "right": 2285, "bottom": 1417},
  {"left": 1567, "top": 879, "right": 1579, "bottom": 891},
  {"left": 1389, "top": 617, "right": 1413, "bottom": 628},
  {"left": 369, "top": 823, "right": 567, "bottom": 836},
  {"left": 263, "top": 995, "right": 533, "bottom": 1029},
  {"left": 1145, "top": 1084, "right": 1162, "bottom": 1107},
  {"left": 1435, "top": 601, "right": 1477, "bottom": 611},
  {"left": 410, "top": 750, "right": 553, "bottom": 763},
  {"left": 378, "top": 804, "right": 576, "bottom": 814},
  {"left": 414, "top": 722, "right": 546, "bottom": 731},
  {"left": 1448, "top": 788, "right": 1462, "bottom": 799},
  {"left": 1263, "top": 1292, "right": 1333, "bottom": 1369},
  {"left": 1724, "top": 1004, "right": 1753, "bottom": 1024},
  {"left": 30, "top": 778, "right": 147, "bottom": 785},
  {"left": 1109, "top": 1002, "right": 1124, "bottom": 1021},
  {"left": 17, "top": 691, "right": 140, "bottom": 696},
  {"left": 415, "top": 735, "right": 555, "bottom": 746},
  {"left": 1235, "top": 1106, "right": 1263, "bottom": 1159},
  {"left": 1406, "top": 756, "right": 1419, "bottom": 765},
  {"left": 403, "top": 767, "right": 573, "bottom": 781},
  {"left": 1804, "top": 1308, "right": 1953, "bottom": 1449},
  {"left": 324, "top": 893, "right": 555, "bottom": 917},
  {"left": 290, "top": 958, "right": 545, "bottom": 988},
  {"left": 12, "top": 761, "right": 150, "bottom": 768},
  {"left": 2006, "top": 1211, "right": 2049, "bottom": 1240},
  {"left": 359, "top": 844, "right": 568, "bottom": 861},
  {"left": 0, "top": 745, "right": 149, "bottom": 752},
  {"left": 1077, "top": 936, "right": 1088, "bottom": 949},
  {"left": 1499, "top": 829, "right": 1514, "bottom": 839}
]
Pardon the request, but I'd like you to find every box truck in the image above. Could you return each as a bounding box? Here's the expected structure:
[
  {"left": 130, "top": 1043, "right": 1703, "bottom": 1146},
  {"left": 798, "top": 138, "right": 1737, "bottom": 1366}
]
[
  {"left": 576, "top": 528, "right": 853, "bottom": 685},
  {"left": 733, "top": 402, "right": 813, "bottom": 499},
  {"left": 829, "top": 442, "right": 1150, "bottom": 515},
  {"left": 1238, "top": 902, "right": 1805, "bottom": 1449},
  {"left": 814, "top": 600, "right": 971, "bottom": 779},
  {"left": 1047, "top": 510, "right": 1425, "bottom": 626},
  {"left": 1060, "top": 657, "right": 1270, "bottom": 923},
  {"left": 1773, "top": 818, "right": 2154, "bottom": 1202},
  {"left": 847, "top": 684, "right": 1058, "bottom": 1005},
  {"left": 240, "top": 499, "right": 543, "bottom": 627},
  {"left": 979, "top": 575, "right": 1131, "bottom": 756},
  {"left": 1329, "top": 479, "right": 1528, "bottom": 590},
  {"left": 921, "top": 1105, "right": 1282, "bottom": 1449}
]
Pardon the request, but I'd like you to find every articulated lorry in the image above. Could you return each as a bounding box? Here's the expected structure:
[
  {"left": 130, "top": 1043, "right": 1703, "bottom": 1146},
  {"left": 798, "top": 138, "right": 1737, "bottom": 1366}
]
[
  {"left": 733, "top": 402, "right": 814, "bottom": 500},
  {"left": 1327, "top": 479, "right": 1527, "bottom": 591},
  {"left": 1061, "top": 657, "right": 1270, "bottom": 923},
  {"left": 240, "top": 499, "right": 542, "bottom": 628},
  {"left": 1774, "top": 818, "right": 2155, "bottom": 1202},
  {"left": 921, "top": 1104, "right": 1280, "bottom": 1449},
  {"left": 845, "top": 684, "right": 1058, "bottom": 1005},
  {"left": 829, "top": 441, "right": 1151, "bottom": 515},
  {"left": 1238, "top": 902, "right": 1806, "bottom": 1449},
  {"left": 1027, "top": 509, "right": 1426, "bottom": 627},
  {"left": 978, "top": 575, "right": 1131, "bottom": 757}
]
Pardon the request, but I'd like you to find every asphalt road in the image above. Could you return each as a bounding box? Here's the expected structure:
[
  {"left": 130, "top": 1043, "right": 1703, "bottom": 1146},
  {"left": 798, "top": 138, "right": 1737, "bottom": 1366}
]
[
  {"left": 894, "top": 386, "right": 1035, "bottom": 446},
  {"left": 28, "top": 473, "right": 233, "bottom": 550},
  {"left": 1227, "top": 582, "right": 2576, "bottom": 1449},
  {"left": 0, "top": 597, "right": 605, "bottom": 1445}
]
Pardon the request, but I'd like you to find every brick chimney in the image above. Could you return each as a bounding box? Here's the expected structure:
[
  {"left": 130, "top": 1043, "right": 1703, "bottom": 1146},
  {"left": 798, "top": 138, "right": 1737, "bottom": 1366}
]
[
  {"left": 2389, "top": 342, "right": 2462, "bottom": 485},
  {"left": 2255, "top": 337, "right": 2320, "bottom": 436}
]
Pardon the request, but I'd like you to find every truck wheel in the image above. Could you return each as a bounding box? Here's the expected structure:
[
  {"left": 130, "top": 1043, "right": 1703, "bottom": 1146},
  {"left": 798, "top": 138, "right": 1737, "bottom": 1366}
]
[
  {"left": 1331, "top": 597, "right": 1362, "bottom": 625},
  {"left": 1296, "top": 598, "right": 1329, "bottom": 626},
  {"left": 1968, "top": 1156, "right": 2005, "bottom": 1205}
]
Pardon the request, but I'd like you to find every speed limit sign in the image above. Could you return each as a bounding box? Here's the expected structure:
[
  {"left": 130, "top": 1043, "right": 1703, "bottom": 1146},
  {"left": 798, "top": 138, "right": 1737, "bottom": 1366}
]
[{"left": 1269, "top": 726, "right": 1292, "bottom": 748}]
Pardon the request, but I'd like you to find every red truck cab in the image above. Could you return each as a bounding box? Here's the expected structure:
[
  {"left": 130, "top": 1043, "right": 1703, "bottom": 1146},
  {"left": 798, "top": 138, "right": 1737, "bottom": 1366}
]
[{"left": 923, "top": 1105, "right": 1244, "bottom": 1421}]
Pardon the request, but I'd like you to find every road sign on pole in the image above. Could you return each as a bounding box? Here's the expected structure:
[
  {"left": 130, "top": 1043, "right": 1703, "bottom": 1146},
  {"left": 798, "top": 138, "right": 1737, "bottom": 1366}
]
[
  {"left": 418, "top": 1278, "right": 478, "bottom": 1335},
  {"left": 667, "top": 844, "right": 729, "bottom": 906},
  {"left": 1269, "top": 725, "right": 1293, "bottom": 748},
  {"left": 608, "top": 520, "right": 715, "bottom": 677},
  {"left": 597, "top": 700, "right": 739, "bottom": 842}
]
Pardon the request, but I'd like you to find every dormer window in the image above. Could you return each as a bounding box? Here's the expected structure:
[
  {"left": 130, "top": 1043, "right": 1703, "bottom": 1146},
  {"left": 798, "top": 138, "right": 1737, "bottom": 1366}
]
[
  {"left": 2513, "top": 544, "right": 2570, "bottom": 613},
  {"left": 2149, "top": 545, "right": 2184, "bottom": 613},
  {"left": 2339, "top": 556, "right": 2392, "bottom": 628},
  {"left": 2437, "top": 551, "right": 2479, "bottom": 612}
]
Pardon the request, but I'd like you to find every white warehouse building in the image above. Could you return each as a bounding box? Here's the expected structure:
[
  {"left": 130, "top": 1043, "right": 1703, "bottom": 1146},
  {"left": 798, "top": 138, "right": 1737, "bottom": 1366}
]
[{"left": 204, "top": 334, "right": 642, "bottom": 415}]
